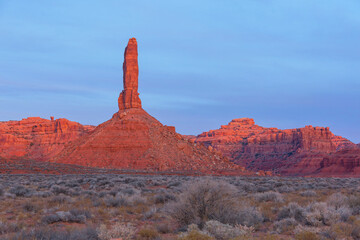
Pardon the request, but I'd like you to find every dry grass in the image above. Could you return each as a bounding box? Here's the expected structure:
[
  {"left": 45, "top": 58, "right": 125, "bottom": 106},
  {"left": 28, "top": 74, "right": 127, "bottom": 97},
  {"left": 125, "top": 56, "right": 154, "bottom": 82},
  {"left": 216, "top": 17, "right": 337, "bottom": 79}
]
[{"left": 0, "top": 175, "right": 359, "bottom": 239}]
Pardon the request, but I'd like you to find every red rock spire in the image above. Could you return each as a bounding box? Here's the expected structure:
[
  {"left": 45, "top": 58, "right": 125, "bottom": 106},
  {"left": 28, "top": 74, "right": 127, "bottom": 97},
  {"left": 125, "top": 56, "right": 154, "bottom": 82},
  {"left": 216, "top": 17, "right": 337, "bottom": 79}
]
[{"left": 118, "top": 38, "right": 142, "bottom": 110}]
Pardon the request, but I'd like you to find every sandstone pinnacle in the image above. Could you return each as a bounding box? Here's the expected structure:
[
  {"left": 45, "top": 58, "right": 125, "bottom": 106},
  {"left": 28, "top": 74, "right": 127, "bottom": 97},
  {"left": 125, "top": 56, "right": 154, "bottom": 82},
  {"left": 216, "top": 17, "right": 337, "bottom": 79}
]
[{"left": 118, "top": 38, "right": 142, "bottom": 110}]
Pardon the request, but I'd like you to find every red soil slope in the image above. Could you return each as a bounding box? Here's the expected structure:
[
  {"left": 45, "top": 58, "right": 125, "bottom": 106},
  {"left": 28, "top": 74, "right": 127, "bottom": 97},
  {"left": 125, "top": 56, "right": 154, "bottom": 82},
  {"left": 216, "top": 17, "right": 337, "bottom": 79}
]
[
  {"left": 0, "top": 117, "right": 94, "bottom": 161},
  {"left": 193, "top": 118, "right": 360, "bottom": 176},
  {"left": 51, "top": 38, "right": 243, "bottom": 174}
]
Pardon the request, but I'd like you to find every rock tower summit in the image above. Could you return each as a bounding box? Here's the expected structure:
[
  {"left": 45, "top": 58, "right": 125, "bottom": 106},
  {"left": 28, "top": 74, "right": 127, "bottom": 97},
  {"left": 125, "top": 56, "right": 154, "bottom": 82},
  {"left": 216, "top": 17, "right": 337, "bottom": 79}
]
[{"left": 118, "top": 38, "right": 142, "bottom": 110}]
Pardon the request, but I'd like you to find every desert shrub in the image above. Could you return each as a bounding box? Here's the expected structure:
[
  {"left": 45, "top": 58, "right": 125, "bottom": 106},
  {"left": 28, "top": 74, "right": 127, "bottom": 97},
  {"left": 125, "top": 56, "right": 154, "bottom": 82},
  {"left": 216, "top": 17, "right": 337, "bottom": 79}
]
[
  {"left": 65, "top": 181, "right": 80, "bottom": 188},
  {"left": 295, "top": 231, "right": 320, "bottom": 240},
  {"left": 305, "top": 202, "right": 350, "bottom": 226},
  {"left": 166, "top": 179, "right": 239, "bottom": 228},
  {"left": 33, "top": 191, "right": 52, "bottom": 198},
  {"left": 50, "top": 185, "right": 69, "bottom": 195},
  {"left": 254, "top": 191, "right": 284, "bottom": 203},
  {"left": 178, "top": 230, "right": 214, "bottom": 240},
  {"left": 167, "top": 181, "right": 181, "bottom": 188},
  {"left": 327, "top": 193, "right": 348, "bottom": 210},
  {"left": 23, "top": 202, "right": 37, "bottom": 212},
  {"left": 41, "top": 210, "right": 90, "bottom": 224},
  {"left": 70, "top": 209, "right": 92, "bottom": 219},
  {"left": 131, "top": 181, "right": 145, "bottom": 188},
  {"left": 82, "top": 190, "right": 97, "bottom": 196},
  {"left": 273, "top": 218, "right": 298, "bottom": 233},
  {"left": 9, "top": 185, "right": 31, "bottom": 197},
  {"left": 137, "top": 227, "right": 159, "bottom": 240},
  {"left": 49, "top": 195, "right": 71, "bottom": 204},
  {"left": 98, "top": 191, "right": 108, "bottom": 198},
  {"left": 326, "top": 222, "right": 354, "bottom": 239},
  {"left": 104, "top": 195, "right": 129, "bottom": 207},
  {"left": 156, "top": 223, "right": 172, "bottom": 234},
  {"left": 128, "top": 194, "right": 146, "bottom": 205},
  {"left": 337, "top": 206, "right": 352, "bottom": 222},
  {"left": 178, "top": 225, "right": 214, "bottom": 240},
  {"left": 277, "top": 186, "right": 295, "bottom": 193},
  {"left": 154, "top": 193, "right": 176, "bottom": 204},
  {"left": 278, "top": 203, "right": 307, "bottom": 224},
  {"left": 255, "top": 186, "right": 271, "bottom": 193},
  {"left": 41, "top": 214, "right": 61, "bottom": 224},
  {"left": 348, "top": 195, "right": 360, "bottom": 215},
  {"left": 4, "top": 192, "right": 16, "bottom": 198},
  {"left": 13, "top": 226, "right": 99, "bottom": 240},
  {"left": 97, "top": 223, "right": 135, "bottom": 240},
  {"left": 300, "top": 190, "right": 317, "bottom": 197},
  {"left": 203, "top": 220, "right": 246, "bottom": 240},
  {"left": 0, "top": 221, "right": 20, "bottom": 234},
  {"left": 236, "top": 182, "right": 256, "bottom": 193},
  {"left": 235, "top": 207, "right": 263, "bottom": 227},
  {"left": 352, "top": 221, "right": 360, "bottom": 240},
  {"left": 121, "top": 187, "right": 137, "bottom": 195},
  {"left": 144, "top": 207, "right": 158, "bottom": 219}
]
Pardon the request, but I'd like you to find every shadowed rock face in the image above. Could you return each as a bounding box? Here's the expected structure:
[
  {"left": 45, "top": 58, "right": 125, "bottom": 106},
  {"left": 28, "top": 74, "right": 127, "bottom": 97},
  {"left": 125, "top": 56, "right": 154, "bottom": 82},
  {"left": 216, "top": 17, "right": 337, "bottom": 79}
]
[
  {"left": 0, "top": 117, "right": 94, "bottom": 161},
  {"left": 192, "top": 118, "right": 360, "bottom": 176},
  {"left": 317, "top": 148, "right": 360, "bottom": 176},
  {"left": 118, "top": 38, "right": 142, "bottom": 110},
  {"left": 52, "top": 38, "right": 241, "bottom": 173}
]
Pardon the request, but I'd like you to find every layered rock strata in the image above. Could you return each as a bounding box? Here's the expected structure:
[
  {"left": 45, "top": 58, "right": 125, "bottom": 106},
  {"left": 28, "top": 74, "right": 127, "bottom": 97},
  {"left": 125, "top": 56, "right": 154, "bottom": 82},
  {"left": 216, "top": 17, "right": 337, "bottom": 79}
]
[
  {"left": 52, "top": 38, "right": 240, "bottom": 173},
  {"left": 118, "top": 38, "right": 142, "bottom": 110},
  {"left": 0, "top": 117, "right": 94, "bottom": 161},
  {"left": 193, "top": 118, "right": 359, "bottom": 175}
]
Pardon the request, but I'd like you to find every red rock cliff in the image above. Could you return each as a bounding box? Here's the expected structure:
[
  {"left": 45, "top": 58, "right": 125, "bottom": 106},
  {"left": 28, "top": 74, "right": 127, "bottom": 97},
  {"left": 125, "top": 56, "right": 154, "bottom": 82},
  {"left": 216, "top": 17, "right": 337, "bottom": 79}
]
[
  {"left": 52, "top": 38, "right": 242, "bottom": 173},
  {"left": 331, "top": 135, "right": 357, "bottom": 150},
  {"left": 317, "top": 148, "right": 360, "bottom": 176},
  {"left": 193, "top": 118, "right": 340, "bottom": 174},
  {"left": 0, "top": 117, "right": 94, "bottom": 161}
]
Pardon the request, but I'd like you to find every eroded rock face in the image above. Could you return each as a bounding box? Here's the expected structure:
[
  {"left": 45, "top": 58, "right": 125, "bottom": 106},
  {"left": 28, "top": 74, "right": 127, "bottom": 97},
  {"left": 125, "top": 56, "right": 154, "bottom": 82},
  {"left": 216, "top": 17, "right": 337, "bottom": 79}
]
[
  {"left": 52, "top": 108, "right": 240, "bottom": 172},
  {"left": 331, "top": 135, "right": 357, "bottom": 150},
  {"left": 193, "top": 118, "right": 339, "bottom": 174},
  {"left": 0, "top": 117, "right": 94, "bottom": 161},
  {"left": 118, "top": 38, "right": 142, "bottom": 110},
  {"left": 318, "top": 148, "right": 360, "bottom": 176},
  {"left": 52, "top": 38, "right": 242, "bottom": 173}
]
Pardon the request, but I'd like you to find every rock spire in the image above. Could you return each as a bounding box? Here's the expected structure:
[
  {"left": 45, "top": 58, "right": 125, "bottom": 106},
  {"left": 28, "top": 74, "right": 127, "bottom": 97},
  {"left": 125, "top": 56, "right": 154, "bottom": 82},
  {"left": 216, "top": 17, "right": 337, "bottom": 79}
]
[{"left": 118, "top": 38, "right": 142, "bottom": 110}]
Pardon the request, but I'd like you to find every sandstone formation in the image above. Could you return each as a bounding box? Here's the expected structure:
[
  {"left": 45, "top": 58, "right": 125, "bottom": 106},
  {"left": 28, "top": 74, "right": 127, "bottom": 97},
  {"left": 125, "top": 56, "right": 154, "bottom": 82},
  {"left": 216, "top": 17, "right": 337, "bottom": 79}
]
[
  {"left": 118, "top": 38, "right": 142, "bottom": 110},
  {"left": 1, "top": 37, "right": 358, "bottom": 177},
  {"left": 193, "top": 118, "right": 359, "bottom": 176},
  {"left": 317, "top": 148, "right": 360, "bottom": 176},
  {"left": 0, "top": 117, "right": 94, "bottom": 161},
  {"left": 52, "top": 38, "right": 241, "bottom": 173},
  {"left": 331, "top": 135, "right": 357, "bottom": 150}
]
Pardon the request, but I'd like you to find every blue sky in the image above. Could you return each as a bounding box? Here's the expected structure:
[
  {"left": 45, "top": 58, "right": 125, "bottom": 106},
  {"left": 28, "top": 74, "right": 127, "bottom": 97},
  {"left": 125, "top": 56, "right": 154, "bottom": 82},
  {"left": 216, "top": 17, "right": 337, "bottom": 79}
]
[{"left": 0, "top": 1, "right": 359, "bottom": 143}]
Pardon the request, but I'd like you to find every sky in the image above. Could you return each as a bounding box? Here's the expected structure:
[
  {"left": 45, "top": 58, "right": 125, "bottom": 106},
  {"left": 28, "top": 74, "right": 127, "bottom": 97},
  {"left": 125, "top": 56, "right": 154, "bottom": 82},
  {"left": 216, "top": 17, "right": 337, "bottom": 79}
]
[{"left": 0, "top": 1, "right": 359, "bottom": 143}]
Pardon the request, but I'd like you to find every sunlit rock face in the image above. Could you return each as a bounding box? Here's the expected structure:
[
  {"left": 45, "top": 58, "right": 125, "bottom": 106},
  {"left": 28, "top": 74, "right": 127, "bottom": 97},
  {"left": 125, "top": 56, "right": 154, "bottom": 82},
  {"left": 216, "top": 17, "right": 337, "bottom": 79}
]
[
  {"left": 0, "top": 117, "right": 94, "bottom": 161},
  {"left": 52, "top": 38, "right": 242, "bottom": 173},
  {"left": 118, "top": 38, "right": 142, "bottom": 110},
  {"left": 192, "top": 118, "right": 360, "bottom": 176}
]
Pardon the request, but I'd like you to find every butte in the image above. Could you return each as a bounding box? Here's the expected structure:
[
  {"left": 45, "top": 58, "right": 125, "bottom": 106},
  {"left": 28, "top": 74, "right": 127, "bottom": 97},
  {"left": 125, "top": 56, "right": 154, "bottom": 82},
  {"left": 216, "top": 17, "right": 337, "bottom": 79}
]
[{"left": 52, "top": 38, "right": 239, "bottom": 173}]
